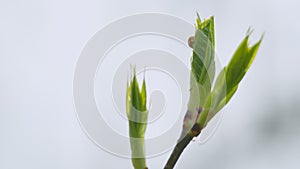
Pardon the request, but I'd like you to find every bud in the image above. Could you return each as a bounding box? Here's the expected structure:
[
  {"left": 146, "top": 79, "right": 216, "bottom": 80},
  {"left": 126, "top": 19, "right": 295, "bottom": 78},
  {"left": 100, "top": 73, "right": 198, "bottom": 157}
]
[
  {"left": 126, "top": 68, "right": 148, "bottom": 169},
  {"left": 188, "top": 36, "right": 195, "bottom": 48}
]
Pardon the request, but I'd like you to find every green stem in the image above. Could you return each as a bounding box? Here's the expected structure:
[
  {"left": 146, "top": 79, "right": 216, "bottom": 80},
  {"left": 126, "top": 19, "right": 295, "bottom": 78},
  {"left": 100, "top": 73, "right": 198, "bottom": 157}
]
[{"left": 130, "top": 133, "right": 147, "bottom": 169}]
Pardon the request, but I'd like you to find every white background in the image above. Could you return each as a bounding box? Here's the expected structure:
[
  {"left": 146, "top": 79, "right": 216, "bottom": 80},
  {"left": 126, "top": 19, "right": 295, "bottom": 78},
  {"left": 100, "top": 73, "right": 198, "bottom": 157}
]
[{"left": 1, "top": 0, "right": 300, "bottom": 168}]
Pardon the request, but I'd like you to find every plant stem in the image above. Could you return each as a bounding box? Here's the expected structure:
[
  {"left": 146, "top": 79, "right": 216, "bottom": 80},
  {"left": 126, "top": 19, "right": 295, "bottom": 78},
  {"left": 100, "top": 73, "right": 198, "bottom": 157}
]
[
  {"left": 164, "top": 123, "right": 202, "bottom": 169},
  {"left": 128, "top": 122, "right": 147, "bottom": 169}
]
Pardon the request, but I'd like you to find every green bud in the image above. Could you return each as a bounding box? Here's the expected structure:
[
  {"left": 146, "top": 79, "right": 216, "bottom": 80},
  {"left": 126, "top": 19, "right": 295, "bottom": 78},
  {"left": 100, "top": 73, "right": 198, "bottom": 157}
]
[{"left": 126, "top": 68, "right": 148, "bottom": 169}]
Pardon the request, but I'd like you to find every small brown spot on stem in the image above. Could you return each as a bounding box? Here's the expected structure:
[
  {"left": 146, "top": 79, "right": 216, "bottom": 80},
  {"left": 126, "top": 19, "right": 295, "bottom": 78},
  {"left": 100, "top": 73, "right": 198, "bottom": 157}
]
[{"left": 191, "top": 123, "right": 202, "bottom": 137}]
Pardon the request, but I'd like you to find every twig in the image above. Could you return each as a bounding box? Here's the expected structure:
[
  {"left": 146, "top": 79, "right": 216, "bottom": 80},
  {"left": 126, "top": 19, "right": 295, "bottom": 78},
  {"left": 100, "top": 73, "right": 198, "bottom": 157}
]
[{"left": 164, "top": 123, "right": 202, "bottom": 169}]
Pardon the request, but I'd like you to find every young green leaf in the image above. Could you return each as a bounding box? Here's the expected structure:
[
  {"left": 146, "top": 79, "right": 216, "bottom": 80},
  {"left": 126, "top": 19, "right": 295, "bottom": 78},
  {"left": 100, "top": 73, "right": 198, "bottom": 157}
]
[
  {"left": 204, "top": 33, "right": 263, "bottom": 125},
  {"left": 191, "top": 15, "right": 216, "bottom": 107}
]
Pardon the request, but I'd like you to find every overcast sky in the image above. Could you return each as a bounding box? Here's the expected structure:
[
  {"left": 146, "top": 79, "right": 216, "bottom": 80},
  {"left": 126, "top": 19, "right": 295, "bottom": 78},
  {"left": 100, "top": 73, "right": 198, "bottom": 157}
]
[{"left": 1, "top": 0, "right": 300, "bottom": 168}]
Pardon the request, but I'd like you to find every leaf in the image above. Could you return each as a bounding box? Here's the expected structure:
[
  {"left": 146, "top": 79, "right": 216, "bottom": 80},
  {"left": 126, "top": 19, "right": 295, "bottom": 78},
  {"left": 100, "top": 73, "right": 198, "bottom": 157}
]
[
  {"left": 226, "top": 32, "right": 263, "bottom": 92},
  {"left": 214, "top": 85, "right": 238, "bottom": 114},
  {"left": 203, "top": 32, "right": 263, "bottom": 125},
  {"left": 131, "top": 74, "right": 142, "bottom": 111},
  {"left": 190, "top": 15, "right": 216, "bottom": 107},
  {"left": 140, "top": 79, "right": 147, "bottom": 111},
  {"left": 197, "top": 92, "right": 213, "bottom": 128}
]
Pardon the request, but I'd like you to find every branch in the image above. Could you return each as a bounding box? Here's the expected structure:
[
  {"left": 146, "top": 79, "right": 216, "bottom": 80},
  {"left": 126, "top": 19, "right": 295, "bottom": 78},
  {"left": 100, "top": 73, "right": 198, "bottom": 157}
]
[{"left": 164, "top": 123, "right": 202, "bottom": 169}]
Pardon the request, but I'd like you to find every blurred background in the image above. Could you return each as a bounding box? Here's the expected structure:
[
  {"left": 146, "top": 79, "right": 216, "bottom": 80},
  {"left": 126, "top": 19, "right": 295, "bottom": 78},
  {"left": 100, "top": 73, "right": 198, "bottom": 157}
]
[{"left": 1, "top": 0, "right": 300, "bottom": 168}]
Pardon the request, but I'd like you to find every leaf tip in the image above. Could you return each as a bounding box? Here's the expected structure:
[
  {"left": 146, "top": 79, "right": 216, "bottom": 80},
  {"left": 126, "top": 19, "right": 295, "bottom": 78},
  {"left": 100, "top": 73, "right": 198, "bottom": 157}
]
[{"left": 246, "top": 27, "right": 254, "bottom": 37}]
